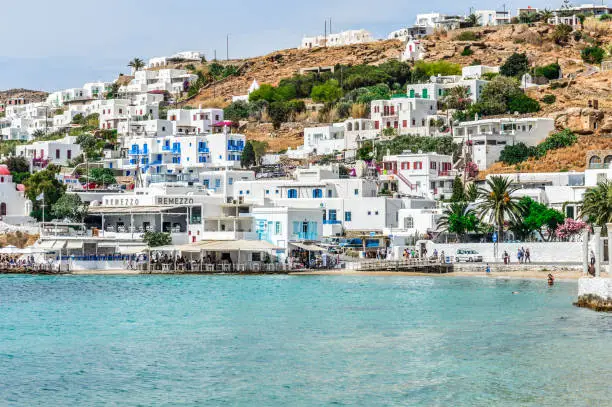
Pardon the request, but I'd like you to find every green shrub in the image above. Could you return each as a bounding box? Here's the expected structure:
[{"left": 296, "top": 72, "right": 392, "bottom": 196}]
[
  {"left": 541, "top": 94, "right": 557, "bottom": 104},
  {"left": 534, "top": 63, "right": 561, "bottom": 80},
  {"left": 500, "top": 142, "right": 535, "bottom": 165},
  {"left": 508, "top": 94, "right": 540, "bottom": 113},
  {"left": 535, "top": 129, "right": 577, "bottom": 157},
  {"left": 600, "top": 14, "right": 611, "bottom": 21},
  {"left": 500, "top": 52, "right": 529, "bottom": 78},
  {"left": 581, "top": 46, "right": 606, "bottom": 64},
  {"left": 551, "top": 24, "right": 573, "bottom": 45},
  {"left": 455, "top": 31, "right": 479, "bottom": 41},
  {"left": 461, "top": 47, "right": 474, "bottom": 56}
]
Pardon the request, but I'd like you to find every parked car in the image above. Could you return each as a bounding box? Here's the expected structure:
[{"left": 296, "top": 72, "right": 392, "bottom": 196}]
[{"left": 455, "top": 249, "right": 483, "bottom": 263}]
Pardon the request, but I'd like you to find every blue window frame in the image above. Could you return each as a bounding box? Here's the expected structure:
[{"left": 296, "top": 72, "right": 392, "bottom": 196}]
[
  {"left": 312, "top": 188, "right": 323, "bottom": 198},
  {"left": 327, "top": 190, "right": 333, "bottom": 198},
  {"left": 354, "top": 189, "right": 359, "bottom": 196},
  {"left": 288, "top": 189, "right": 298, "bottom": 199},
  {"left": 215, "top": 179, "right": 221, "bottom": 188},
  {"left": 229, "top": 177, "right": 233, "bottom": 185},
  {"left": 329, "top": 209, "right": 337, "bottom": 221},
  {"left": 345, "top": 211, "right": 352, "bottom": 221}
]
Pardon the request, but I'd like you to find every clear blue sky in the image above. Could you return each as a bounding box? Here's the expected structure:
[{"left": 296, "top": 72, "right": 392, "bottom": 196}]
[{"left": 0, "top": 0, "right": 553, "bottom": 91}]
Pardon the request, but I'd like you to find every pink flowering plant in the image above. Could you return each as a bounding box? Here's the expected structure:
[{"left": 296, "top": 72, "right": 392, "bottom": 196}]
[{"left": 555, "top": 218, "right": 588, "bottom": 240}]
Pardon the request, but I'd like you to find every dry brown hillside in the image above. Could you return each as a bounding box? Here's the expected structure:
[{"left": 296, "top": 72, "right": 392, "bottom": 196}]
[
  {"left": 0, "top": 88, "right": 48, "bottom": 104},
  {"left": 184, "top": 40, "right": 404, "bottom": 105},
  {"left": 480, "top": 135, "right": 612, "bottom": 178}
]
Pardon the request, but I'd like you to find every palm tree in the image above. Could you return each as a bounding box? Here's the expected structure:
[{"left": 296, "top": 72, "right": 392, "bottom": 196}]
[
  {"left": 437, "top": 202, "right": 478, "bottom": 241},
  {"left": 580, "top": 180, "right": 612, "bottom": 227},
  {"left": 466, "top": 13, "right": 480, "bottom": 27},
  {"left": 465, "top": 183, "right": 479, "bottom": 202},
  {"left": 540, "top": 9, "right": 553, "bottom": 23},
  {"left": 128, "top": 58, "right": 145, "bottom": 72},
  {"left": 477, "top": 176, "right": 522, "bottom": 241}
]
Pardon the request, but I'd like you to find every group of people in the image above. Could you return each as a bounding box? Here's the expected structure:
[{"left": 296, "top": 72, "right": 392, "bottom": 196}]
[{"left": 502, "top": 247, "right": 531, "bottom": 264}]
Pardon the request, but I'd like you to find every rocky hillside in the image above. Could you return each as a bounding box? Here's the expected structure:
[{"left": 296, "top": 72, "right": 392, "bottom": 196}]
[
  {"left": 184, "top": 40, "right": 404, "bottom": 105},
  {"left": 0, "top": 88, "right": 48, "bottom": 104},
  {"left": 480, "top": 135, "right": 612, "bottom": 177}
]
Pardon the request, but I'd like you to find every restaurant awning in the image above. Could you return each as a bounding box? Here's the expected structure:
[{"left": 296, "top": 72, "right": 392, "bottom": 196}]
[
  {"left": 36, "top": 240, "right": 57, "bottom": 249},
  {"left": 149, "top": 240, "right": 283, "bottom": 253},
  {"left": 66, "top": 241, "right": 84, "bottom": 250},
  {"left": 290, "top": 242, "right": 324, "bottom": 252},
  {"left": 119, "top": 246, "right": 148, "bottom": 254}
]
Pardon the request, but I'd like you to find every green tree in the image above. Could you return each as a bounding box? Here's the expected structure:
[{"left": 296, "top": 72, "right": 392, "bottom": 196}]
[
  {"left": 268, "top": 101, "right": 289, "bottom": 129},
  {"left": 24, "top": 169, "right": 66, "bottom": 221},
  {"left": 250, "top": 140, "right": 269, "bottom": 165},
  {"left": 507, "top": 93, "right": 541, "bottom": 113},
  {"left": 311, "top": 79, "right": 342, "bottom": 103},
  {"left": 356, "top": 141, "right": 374, "bottom": 161},
  {"left": 143, "top": 231, "right": 172, "bottom": 247},
  {"left": 128, "top": 58, "right": 145, "bottom": 71},
  {"left": 249, "top": 84, "right": 277, "bottom": 103},
  {"left": 581, "top": 46, "right": 606, "bottom": 64},
  {"left": 89, "top": 168, "right": 116, "bottom": 187},
  {"left": 32, "top": 129, "right": 46, "bottom": 138},
  {"left": 516, "top": 196, "right": 565, "bottom": 241},
  {"left": 441, "top": 86, "right": 471, "bottom": 110},
  {"left": 240, "top": 141, "right": 257, "bottom": 168},
  {"left": 472, "top": 76, "right": 539, "bottom": 116},
  {"left": 534, "top": 63, "right": 561, "bottom": 80},
  {"left": 500, "top": 52, "right": 529, "bottom": 78},
  {"left": 51, "top": 194, "right": 88, "bottom": 222},
  {"left": 3, "top": 156, "right": 29, "bottom": 173},
  {"left": 450, "top": 176, "right": 466, "bottom": 202},
  {"left": 437, "top": 202, "right": 479, "bottom": 240},
  {"left": 580, "top": 180, "right": 612, "bottom": 227},
  {"left": 477, "top": 176, "right": 522, "bottom": 241},
  {"left": 223, "top": 101, "right": 250, "bottom": 122}
]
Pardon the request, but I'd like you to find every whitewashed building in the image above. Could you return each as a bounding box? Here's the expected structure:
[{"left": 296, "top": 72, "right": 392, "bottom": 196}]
[
  {"left": 454, "top": 117, "right": 555, "bottom": 170},
  {"left": 475, "top": 10, "right": 511, "bottom": 26},
  {"left": 0, "top": 165, "right": 33, "bottom": 224},
  {"left": 16, "top": 136, "right": 82, "bottom": 169},
  {"left": 118, "top": 69, "right": 197, "bottom": 96},
  {"left": 379, "top": 151, "right": 455, "bottom": 200},
  {"left": 371, "top": 97, "right": 440, "bottom": 136},
  {"left": 300, "top": 29, "right": 374, "bottom": 49}
]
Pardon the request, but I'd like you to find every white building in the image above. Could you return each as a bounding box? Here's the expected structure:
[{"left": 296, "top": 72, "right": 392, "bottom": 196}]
[
  {"left": 401, "top": 39, "right": 425, "bottom": 62},
  {"left": 232, "top": 80, "right": 260, "bottom": 103},
  {"left": 147, "top": 51, "right": 202, "bottom": 68},
  {"left": 475, "top": 10, "right": 511, "bottom": 26},
  {"left": 118, "top": 69, "right": 197, "bottom": 96},
  {"left": 167, "top": 107, "right": 223, "bottom": 135},
  {"left": 16, "top": 136, "right": 82, "bottom": 169},
  {"left": 290, "top": 118, "right": 377, "bottom": 159},
  {"left": 406, "top": 73, "right": 488, "bottom": 104},
  {"left": 460, "top": 65, "right": 499, "bottom": 80},
  {"left": 252, "top": 206, "right": 324, "bottom": 255},
  {"left": 453, "top": 117, "right": 555, "bottom": 170},
  {"left": 0, "top": 165, "right": 33, "bottom": 224},
  {"left": 371, "top": 97, "right": 440, "bottom": 136},
  {"left": 379, "top": 151, "right": 455, "bottom": 200},
  {"left": 388, "top": 26, "right": 432, "bottom": 42},
  {"left": 105, "top": 129, "right": 246, "bottom": 183},
  {"left": 548, "top": 14, "right": 580, "bottom": 27},
  {"left": 299, "top": 29, "right": 374, "bottom": 49}
]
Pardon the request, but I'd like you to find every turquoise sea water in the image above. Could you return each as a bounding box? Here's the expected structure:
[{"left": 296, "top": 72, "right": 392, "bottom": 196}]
[{"left": 0, "top": 274, "right": 610, "bottom": 406}]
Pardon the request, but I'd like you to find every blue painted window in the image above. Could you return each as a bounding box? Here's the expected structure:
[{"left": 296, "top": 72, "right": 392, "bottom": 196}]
[
  {"left": 215, "top": 179, "right": 221, "bottom": 188},
  {"left": 327, "top": 190, "right": 333, "bottom": 198},
  {"left": 312, "top": 188, "right": 323, "bottom": 198},
  {"left": 329, "top": 209, "right": 337, "bottom": 221},
  {"left": 229, "top": 177, "right": 233, "bottom": 185},
  {"left": 288, "top": 189, "right": 298, "bottom": 198},
  {"left": 345, "top": 211, "right": 352, "bottom": 221}
]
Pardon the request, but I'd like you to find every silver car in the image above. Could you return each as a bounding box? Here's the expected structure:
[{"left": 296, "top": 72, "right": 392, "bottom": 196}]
[{"left": 455, "top": 249, "right": 483, "bottom": 262}]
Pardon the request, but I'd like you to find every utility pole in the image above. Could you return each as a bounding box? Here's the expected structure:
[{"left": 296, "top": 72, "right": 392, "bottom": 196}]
[
  {"left": 330, "top": 18, "right": 332, "bottom": 34},
  {"left": 214, "top": 49, "right": 217, "bottom": 62},
  {"left": 324, "top": 20, "right": 327, "bottom": 47},
  {"left": 226, "top": 34, "right": 229, "bottom": 61}
]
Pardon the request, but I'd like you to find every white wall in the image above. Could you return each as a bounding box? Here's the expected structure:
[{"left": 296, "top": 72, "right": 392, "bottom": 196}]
[{"left": 423, "top": 241, "right": 583, "bottom": 263}]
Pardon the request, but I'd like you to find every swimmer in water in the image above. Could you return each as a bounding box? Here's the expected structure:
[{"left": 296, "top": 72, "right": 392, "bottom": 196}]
[
  {"left": 548, "top": 273, "right": 555, "bottom": 285},
  {"left": 512, "top": 291, "right": 520, "bottom": 294}
]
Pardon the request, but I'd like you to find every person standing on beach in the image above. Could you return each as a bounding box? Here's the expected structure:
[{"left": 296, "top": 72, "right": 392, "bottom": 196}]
[
  {"left": 525, "top": 248, "right": 531, "bottom": 263},
  {"left": 486, "top": 264, "right": 491, "bottom": 274}
]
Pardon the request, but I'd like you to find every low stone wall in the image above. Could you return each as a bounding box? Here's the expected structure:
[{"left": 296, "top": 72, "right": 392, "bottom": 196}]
[
  {"left": 576, "top": 277, "right": 612, "bottom": 311},
  {"left": 425, "top": 242, "right": 583, "bottom": 263}
]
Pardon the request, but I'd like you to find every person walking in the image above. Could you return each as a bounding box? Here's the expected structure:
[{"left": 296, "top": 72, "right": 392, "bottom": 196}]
[
  {"left": 525, "top": 248, "right": 531, "bottom": 263},
  {"left": 517, "top": 248, "right": 523, "bottom": 263}
]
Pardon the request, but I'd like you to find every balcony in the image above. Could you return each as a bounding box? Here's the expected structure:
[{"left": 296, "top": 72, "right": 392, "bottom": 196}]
[
  {"left": 198, "top": 147, "right": 210, "bottom": 153},
  {"left": 323, "top": 220, "right": 341, "bottom": 225},
  {"left": 291, "top": 232, "right": 319, "bottom": 241}
]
